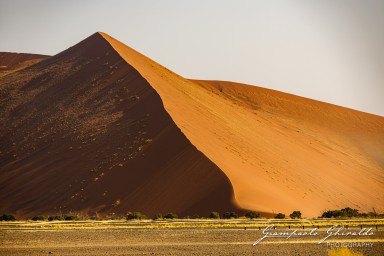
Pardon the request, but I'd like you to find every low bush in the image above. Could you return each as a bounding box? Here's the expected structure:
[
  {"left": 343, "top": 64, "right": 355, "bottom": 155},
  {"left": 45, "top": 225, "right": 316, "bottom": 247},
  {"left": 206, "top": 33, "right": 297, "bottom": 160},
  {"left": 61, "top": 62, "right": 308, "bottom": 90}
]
[
  {"left": 0, "top": 214, "right": 16, "bottom": 221},
  {"left": 222, "top": 212, "right": 238, "bottom": 219},
  {"left": 274, "top": 213, "right": 285, "bottom": 219},
  {"left": 64, "top": 215, "right": 78, "bottom": 221},
  {"left": 321, "top": 207, "right": 359, "bottom": 218},
  {"left": 126, "top": 212, "right": 147, "bottom": 220},
  {"left": 48, "top": 215, "right": 64, "bottom": 221},
  {"left": 164, "top": 213, "right": 178, "bottom": 219},
  {"left": 31, "top": 216, "right": 45, "bottom": 221},
  {"left": 289, "top": 211, "right": 302, "bottom": 219},
  {"left": 245, "top": 211, "right": 260, "bottom": 219},
  {"left": 209, "top": 212, "right": 220, "bottom": 219}
]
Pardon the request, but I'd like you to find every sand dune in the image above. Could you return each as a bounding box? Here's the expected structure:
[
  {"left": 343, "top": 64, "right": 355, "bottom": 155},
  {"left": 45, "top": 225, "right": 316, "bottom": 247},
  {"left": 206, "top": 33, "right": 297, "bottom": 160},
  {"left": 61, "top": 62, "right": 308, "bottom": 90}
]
[
  {"left": 0, "top": 52, "right": 48, "bottom": 78},
  {"left": 100, "top": 32, "right": 384, "bottom": 216},
  {"left": 0, "top": 32, "right": 383, "bottom": 218},
  {"left": 0, "top": 34, "right": 239, "bottom": 218}
]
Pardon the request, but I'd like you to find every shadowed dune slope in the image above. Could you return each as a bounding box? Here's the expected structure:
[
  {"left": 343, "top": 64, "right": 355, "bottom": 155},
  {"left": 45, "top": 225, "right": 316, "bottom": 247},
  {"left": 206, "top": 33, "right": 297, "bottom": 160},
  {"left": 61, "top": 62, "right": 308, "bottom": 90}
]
[
  {"left": 0, "top": 33, "right": 240, "bottom": 218},
  {"left": 99, "top": 32, "right": 384, "bottom": 217},
  {"left": 0, "top": 52, "right": 49, "bottom": 77}
]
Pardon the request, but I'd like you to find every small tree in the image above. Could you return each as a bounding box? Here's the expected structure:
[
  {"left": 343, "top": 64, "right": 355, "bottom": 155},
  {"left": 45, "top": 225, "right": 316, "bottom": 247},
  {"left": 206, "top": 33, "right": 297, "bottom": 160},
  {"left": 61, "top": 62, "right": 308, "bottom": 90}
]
[
  {"left": 245, "top": 211, "right": 260, "bottom": 219},
  {"left": 321, "top": 207, "right": 359, "bottom": 218},
  {"left": 0, "top": 214, "right": 16, "bottom": 221},
  {"left": 31, "top": 216, "right": 45, "bottom": 221},
  {"left": 64, "top": 215, "right": 78, "bottom": 221},
  {"left": 126, "top": 212, "right": 147, "bottom": 220},
  {"left": 209, "top": 212, "right": 220, "bottom": 219},
  {"left": 341, "top": 207, "right": 359, "bottom": 218},
  {"left": 289, "top": 211, "right": 302, "bottom": 219},
  {"left": 275, "top": 213, "right": 285, "bottom": 219},
  {"left": 222, "top": 212, "right": 238, "bottom": 219},
  {"left": 48, "top": 215, "right": 64, "bottom": 221},
  {"left": 164, "top": 213, "right": 178, "bottom": 219}
]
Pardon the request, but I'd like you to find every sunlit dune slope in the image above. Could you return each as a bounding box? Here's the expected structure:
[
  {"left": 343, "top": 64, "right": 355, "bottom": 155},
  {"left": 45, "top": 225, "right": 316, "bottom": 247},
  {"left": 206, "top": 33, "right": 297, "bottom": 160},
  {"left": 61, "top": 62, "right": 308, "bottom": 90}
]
[
  {"left": 0, "top": 33, "right": 239, "bottom": 218},
  {"left": 100, "top": 32, "right": 384, "bottom": 217}
]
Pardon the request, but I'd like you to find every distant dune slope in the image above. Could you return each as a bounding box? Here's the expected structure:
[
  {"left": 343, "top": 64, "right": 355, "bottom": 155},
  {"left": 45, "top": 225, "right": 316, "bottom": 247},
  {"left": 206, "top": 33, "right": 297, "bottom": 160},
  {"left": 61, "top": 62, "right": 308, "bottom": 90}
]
[
  {"left": 0, "top": 52, "right": 49, "bottom": 77},
  {"left": 100, "top": 32, "right": 384, "bottom": 216},
  {"left": 0, "top": 33, "right": 239, "bottom": 218}
]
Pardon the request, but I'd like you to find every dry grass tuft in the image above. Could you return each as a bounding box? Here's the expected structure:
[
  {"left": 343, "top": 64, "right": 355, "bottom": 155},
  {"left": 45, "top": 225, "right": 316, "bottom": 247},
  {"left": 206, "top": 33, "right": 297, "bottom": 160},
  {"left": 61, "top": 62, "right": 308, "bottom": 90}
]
[{"left": 327, "top": 247, "right": 363, "bottom": 256}]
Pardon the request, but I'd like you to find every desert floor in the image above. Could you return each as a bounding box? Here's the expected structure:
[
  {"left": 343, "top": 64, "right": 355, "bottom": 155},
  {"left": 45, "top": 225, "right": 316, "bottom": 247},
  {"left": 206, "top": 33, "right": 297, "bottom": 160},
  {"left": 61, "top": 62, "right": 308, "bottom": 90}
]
[{"left": 1, "top": 220, "right": 383, "bottom": 256}]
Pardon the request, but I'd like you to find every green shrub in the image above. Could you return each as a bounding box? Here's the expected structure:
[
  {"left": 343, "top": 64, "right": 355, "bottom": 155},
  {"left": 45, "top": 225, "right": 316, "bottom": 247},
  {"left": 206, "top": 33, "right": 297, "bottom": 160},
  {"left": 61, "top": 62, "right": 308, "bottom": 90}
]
[
  {"left": 164, "top": 213, "right": 178, "bottom": 219},
  {"left": 321, "top": 210, "right": 343, "bottom": 218},
  {"left": 48, "top": 215, "right": 64, "bottom": 221},
  {"left": 222, "top": 212, "right": 238, "bottom": 219},
  {"left": 360, "top": 212, "right": 379, "bottom": 218},
  {"left": 126, "top": 212, "right": 147, "bottom": 220},
  {"left": 289, "top": 211, "right": 302, "bottom": 219},
  {"left": 64, "top": 215, "right": 78, "bottom": 221},
  {"left": 321, "top": 207, "right": 359, "bottom": 218},
  {"left": 342, "top": 207, "right": 359, "bottom": 218},
  {"left": 0, "top": 214, "right": 16, "bottom": 221},
  {"left": 245, "top": 211, "right": 260, "bottom": 219},
  {"left": 274, "top": 213, "right": 285, "bottom": 219},
  {"left": 209, "top": 212, "right": 220, "bottom": 219},
  {"left": 31, "top": 216, "right": 45, "bottom": 221}
]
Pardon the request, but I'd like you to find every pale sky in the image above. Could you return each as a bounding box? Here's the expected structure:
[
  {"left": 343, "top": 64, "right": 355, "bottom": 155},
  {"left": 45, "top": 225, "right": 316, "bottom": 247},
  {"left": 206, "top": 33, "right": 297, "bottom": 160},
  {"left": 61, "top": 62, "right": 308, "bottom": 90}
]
[{"left": 1, "top": 0, "right": 383, "bottom": 116}]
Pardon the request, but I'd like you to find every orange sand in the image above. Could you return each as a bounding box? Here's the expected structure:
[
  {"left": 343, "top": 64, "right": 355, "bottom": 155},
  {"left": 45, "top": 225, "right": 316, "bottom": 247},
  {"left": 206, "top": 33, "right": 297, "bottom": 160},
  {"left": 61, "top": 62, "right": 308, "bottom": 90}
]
[
  {"left": 0, "top": 32, "right": 383, "bottom": 218},
  {"left": 100, "top": 32, "right": 384, "bottom": 217}
]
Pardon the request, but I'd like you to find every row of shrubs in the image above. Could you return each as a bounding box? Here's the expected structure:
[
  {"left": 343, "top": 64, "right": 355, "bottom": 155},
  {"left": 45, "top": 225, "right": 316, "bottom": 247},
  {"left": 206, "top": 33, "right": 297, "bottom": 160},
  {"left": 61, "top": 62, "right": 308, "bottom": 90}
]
[
  {"left": 0, "top": 211, "right": 292, "bottom": 221},
  {"left": 0, "top": 214, "right": 79, "bottom": 221},
  {"left": 124, "top": 209, "right": 382, "bottom": 220},
  {"left": 32, "top": 215, "right": 79, "bottom": 221},
  {"left": 125, "top": 211, "right": 295, "bottom": 220},
  {"left": 210, "top": 211, "right": 261, "bottom": 219},
  {"left": 213, "top": 211, "right": 301, "bottom": 219},
  {"left": 2, "top": 208, "right": 382, "bottom": 221},
  {"left": 320, "top": 207, "right": 384, "bottom": 218},
  {"left": 127, "top": 212, "right": 179, "bottom": 220}
]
